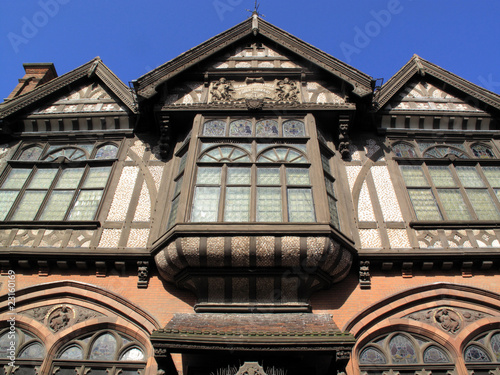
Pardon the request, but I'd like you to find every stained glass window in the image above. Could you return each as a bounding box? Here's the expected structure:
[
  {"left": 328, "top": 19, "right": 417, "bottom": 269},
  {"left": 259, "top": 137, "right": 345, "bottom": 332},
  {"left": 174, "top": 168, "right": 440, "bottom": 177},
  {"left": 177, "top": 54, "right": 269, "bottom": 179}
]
[
  {"left": 90, "top": 333, "right": 117, "bottom": 361},
  {"left": 258, "top": 147, "right": 307, "bottom": 163},
  {"left": 389, "top": 334, "right": 418, "bottom": 364},
  {"left": 19, "top": 146, "right": 43, "bottom": 161},
  {"left": 229, "top": 120, "right": 252, "bottom": 137},
  {"left": 95, "top": 144, "right": 119, "bottom": 159},
  {"left": 283, "top": 120, "right": 305, "bottom": 137},
  {"left": 465, "top": 345, "right": 490, "bottom": 362},
  {"left": 256, "top": 120, "right": 279, "bottom": 137},
  {"left": 407, "top": 189, "right": 442, "bottom": 220},
  {"left": 424, "top": 146, "right": 469, "bottom": 159},
  {"left": 423, "top": 346, "right": 450, "bottom": 363},
  {"left": 203, "top": 120, "right": 226, "bottom": 136},
  {"left": 392, "top": 143, "right": 418, "bottom": 158},
  {"left": 359, "top": 348, "right": 386, "bottom": 364},
  {"left": 0, "top": 328, "right": 44, "bottom": 375},
  {"left": 59, "top": 346, "right": 84, "bottom": 360},
  {"left": 471, "top": 144, "right": 495, "bottom": 159}
]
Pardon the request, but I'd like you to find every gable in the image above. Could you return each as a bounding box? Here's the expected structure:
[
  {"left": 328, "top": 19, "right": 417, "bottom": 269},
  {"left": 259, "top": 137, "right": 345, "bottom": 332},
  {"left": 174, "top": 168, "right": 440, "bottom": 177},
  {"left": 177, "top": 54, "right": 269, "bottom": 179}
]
[
  {"left": 30, "top": 81, "right": 128, "bottom": 115},
  {"left": 134, "top": 16, "right": 372, "bottom": 100},
  {"left": 383, "top": 80, "right": 487, "bottom": 114}
]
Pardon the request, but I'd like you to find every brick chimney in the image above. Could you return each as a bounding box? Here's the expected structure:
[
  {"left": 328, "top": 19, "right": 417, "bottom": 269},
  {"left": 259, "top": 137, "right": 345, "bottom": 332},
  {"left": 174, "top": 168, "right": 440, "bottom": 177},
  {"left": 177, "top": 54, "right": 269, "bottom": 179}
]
[{"left": 5, "top": 63, "right": 58, "bottom": 101}]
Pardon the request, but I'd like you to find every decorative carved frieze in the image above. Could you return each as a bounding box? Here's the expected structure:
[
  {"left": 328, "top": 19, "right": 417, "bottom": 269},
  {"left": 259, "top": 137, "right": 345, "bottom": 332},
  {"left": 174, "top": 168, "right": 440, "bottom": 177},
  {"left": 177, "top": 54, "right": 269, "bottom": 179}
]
[
  {"left": 406, "top": 307, "right": 488, "bottom": 334},
  {"left": 22, "top": 304, "right": 104, "bottom": 332},
  {"left": 208, "top": 77, "right": 300, "bottom": 104}
]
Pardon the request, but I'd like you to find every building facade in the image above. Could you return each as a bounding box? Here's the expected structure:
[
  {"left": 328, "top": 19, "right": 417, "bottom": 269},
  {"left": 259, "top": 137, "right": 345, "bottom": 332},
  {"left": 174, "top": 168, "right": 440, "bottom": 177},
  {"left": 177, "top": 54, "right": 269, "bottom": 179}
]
[{"left": 1, "top": 14, "right": 500, "bottom": 375}]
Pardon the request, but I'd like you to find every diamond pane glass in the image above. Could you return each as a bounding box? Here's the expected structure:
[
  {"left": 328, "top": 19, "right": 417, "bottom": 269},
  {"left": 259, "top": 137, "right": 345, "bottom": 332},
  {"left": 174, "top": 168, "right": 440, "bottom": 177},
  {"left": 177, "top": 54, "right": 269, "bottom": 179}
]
[
  {"left": 95, "top": 144, "right": 118, "bottom": 159},
  {"left": 256, "top": 120, "right": 278, "bottom": 137},
  {"left": 119, "top": 348, "right": 144, "bottom": 361},
  {"left": 465, "top": 345, "right": 491, "bottom": 362},
  {"left": 466, "top": 189, "right": 500, "bottom": 220},
  {"left": 220, "top": 147, "right": 235, "bottom": 159},
  {"left": 437, "top": 189, "right": 471, "bottom": 220},
  {"left": 283, "top": 120, "right": 305, "bottom": 137},
  {"left": 0, "top": 191, "right": 19, "bottom": 221},
  {"left": 424, "top": 346, "right": 450, "bottom": 363},
  {"left": 276, "top": 148, "right": 288, "bottom": 161},
  {"left": 286, "top": 168, "right": 310, "bottom": 185},
  {"left": 392, "top": 143, "right": 417, "bottom": 158},
  {"left": 325, "top": 177, "right": 334, "bottom": 196},
  {"left": 82, "top": 167, "right": 111, "bottom": 188},
  {"left": 11, "top": 191, "right": 46, "bottom": 221},
  {"left": 287, "top": 188, "right": 315, "bottom": 222},
  {"left": 227, "top": 168, "right": 251, "bottom": 185},
  {"left": 203, "top": 120, "right": 226, "bottom": 136},
  {"left": 471, "top": 144, "right": 495, "bottom": 159},
  {"left": 257, "top": 168, "right": 280, "bottom": 185},
  {"left": 229, "top": 120, "right": 252, "bottom": 137},
  {"left": 19, "top": 343, "right": 44, "bottom": 359},
  {"left": 287, "top": 149, "right": 307, "bottom": 163},
  {"left": 58, "top": 346, "right": 83, "bottom": 360},
  {"left": 19, "top": 146, "right": 43, "bottom": 161},
  {"left": 2, "top": 169, "right": 31, "bottom": 189},
  {"left": 224, "top": 187, "right": 250, "bottom": 222},
  {"left": 400, "top": 165, "right": 428, "bottom": 187},
  {"left": 192, "top": 187, "right": 220, "bottom": 222},
  {"left": 28, "top": 169, "right": 57, "bottom": 189},
  {"left": 389, "top": 335, "right": 418, "bottom": 364},
  {"left": 40, "top": 190, "right": 74, "bottom": 221},
  {"left": 55, "top": 169, "right": 84, "bottom": 189},
  {"left": 68, "top": 190, "right": 103, "bottom": 220},
  {"left": 90, "top": 333, "right": 117, "bottom": 361},
  {"left": 491, "top": 333, "right": 500, "bottom": 361},
  {"left": 483, "top": 167, "right": 500, "bottom": 187},
  {"left": 408, "top": 189, "right": 442, "bottom": 220},
  {"left": 359, "top": 348, "right": 386, "bottom": 364},
  {"left": 196, "top": 167, "right": 221, "bottom": 185},
  {"left": 257, "top": 187, "right": 281, "bottom": 222},
  {"left": 456, "top": 166, "right": 485, "bottom": 187},
  {"left": 428, "top": 166, "right": 456, "bottom": 187}
]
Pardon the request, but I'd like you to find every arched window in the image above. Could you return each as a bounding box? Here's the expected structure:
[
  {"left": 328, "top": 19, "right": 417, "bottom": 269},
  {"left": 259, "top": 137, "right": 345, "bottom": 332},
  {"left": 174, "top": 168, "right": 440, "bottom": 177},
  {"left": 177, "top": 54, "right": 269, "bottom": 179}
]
[
  {"left": 358, "top": 332, "right": 453, "bottom": 373},
  {"left": 464, "top": 330, "right": 500, "bottom": 371},
  {"left": 0, "top": 328, "right": 45, "bottom": 375},
  {"left": 53, "top": 330, "right": 146, "bottom": 375}
]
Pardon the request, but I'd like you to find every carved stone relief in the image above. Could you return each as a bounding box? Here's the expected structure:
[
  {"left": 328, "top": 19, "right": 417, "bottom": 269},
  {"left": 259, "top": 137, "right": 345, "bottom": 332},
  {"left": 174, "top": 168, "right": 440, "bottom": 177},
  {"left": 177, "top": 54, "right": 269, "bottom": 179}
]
[
  {"left": 405, "top": 307, "right": 489, "bottom": 334},
  {"left": 208, "top": 77, "right": 300, "bottom": 104},
  {"left": 22, "top": 304, "right": 104, "bottom": 332}
]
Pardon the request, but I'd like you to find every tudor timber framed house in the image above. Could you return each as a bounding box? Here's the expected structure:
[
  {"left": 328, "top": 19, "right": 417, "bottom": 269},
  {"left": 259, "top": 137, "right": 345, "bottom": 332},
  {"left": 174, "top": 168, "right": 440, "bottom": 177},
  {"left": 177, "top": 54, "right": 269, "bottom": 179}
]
[{"left": 1, "top": 13, "right": 500, "bottom": 375}]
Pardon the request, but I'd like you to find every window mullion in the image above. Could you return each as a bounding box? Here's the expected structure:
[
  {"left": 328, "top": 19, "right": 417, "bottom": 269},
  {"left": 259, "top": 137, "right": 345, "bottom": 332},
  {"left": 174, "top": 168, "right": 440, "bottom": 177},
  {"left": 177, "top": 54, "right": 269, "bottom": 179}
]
[
  {"left": 219, "top": 165, "right": 228, "bottom": 221},
  {"left": 34, "top": 166, "right": 62, "bottom": 221},
  {"left": 63, "top": 164, "right": 89, "bottom": 221},
  {"left": 281, "top": 165, "right": 288, "bottom": 222},
  {"left": 250, "top": 164, "right": 257, "bottom": 221}
]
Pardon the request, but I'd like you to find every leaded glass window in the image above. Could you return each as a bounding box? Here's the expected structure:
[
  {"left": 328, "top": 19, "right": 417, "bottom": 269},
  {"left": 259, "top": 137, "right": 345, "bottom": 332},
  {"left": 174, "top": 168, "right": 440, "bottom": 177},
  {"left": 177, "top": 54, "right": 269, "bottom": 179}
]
[
  {"left": 0, "top": 328, "right": 44, "bottom": 375},
  {"left": 464, "top": 330, "right": 500, "bottom": 372},
  {"left": 191, "top": 117, "right": 318, "bottom": 223},
  {"left": 53, "top": 330, "right": 146, "bottom": 375},
  {"left": 0, "top": 141, "right": 118, "bottom": 222},
  {"left": 399, "top": 162, "right": 500, "bottom": 222},
  {"left": 358, "top": 332, "right": 453, "bottom": 373}
]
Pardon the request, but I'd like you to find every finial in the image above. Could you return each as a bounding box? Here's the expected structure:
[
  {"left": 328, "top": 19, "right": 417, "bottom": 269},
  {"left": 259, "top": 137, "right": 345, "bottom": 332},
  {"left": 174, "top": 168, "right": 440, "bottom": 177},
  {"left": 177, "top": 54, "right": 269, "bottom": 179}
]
[{"left": 246, "top": 1, "right": 265, "bottom": 18}]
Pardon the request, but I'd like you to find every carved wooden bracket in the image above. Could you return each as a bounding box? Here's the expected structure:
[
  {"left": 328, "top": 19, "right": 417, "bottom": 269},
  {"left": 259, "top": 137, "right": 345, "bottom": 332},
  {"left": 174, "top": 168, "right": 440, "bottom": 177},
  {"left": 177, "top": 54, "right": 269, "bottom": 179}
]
[
  {"left": 338, "top": 116, "right": 350, "bottom": 160},
  {"left": 138, "top": 261, "right": 150, "bottom": 289},
  {"left": 158, "top": 115, "right": 171, "bottom": 159},
  {"left": 359, "top": 261, "right": 371, "bottom": 289}
]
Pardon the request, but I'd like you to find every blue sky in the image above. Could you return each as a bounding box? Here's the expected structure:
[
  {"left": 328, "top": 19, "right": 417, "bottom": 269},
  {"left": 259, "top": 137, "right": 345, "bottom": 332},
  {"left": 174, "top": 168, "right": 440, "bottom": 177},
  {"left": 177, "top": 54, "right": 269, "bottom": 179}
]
[{"left": 1, "top": 1, "right": 500, "bottom": 100}]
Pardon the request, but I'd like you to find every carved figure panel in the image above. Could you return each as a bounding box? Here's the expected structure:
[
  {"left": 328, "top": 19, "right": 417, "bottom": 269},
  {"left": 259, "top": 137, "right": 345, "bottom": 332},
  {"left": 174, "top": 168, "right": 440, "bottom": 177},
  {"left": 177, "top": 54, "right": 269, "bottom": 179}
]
[
  {"left": 405, "top": 307, "right": 489, "bottom": 334},
  {"left": 22, "top": 304, "right": 104, "bottom": 332}
]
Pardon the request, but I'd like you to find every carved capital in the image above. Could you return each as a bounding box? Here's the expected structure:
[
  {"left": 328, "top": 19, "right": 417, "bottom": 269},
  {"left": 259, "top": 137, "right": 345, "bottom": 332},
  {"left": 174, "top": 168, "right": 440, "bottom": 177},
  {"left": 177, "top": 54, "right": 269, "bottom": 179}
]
[{"left": 338, "top": 116, "right": 351, "bottom": 160}]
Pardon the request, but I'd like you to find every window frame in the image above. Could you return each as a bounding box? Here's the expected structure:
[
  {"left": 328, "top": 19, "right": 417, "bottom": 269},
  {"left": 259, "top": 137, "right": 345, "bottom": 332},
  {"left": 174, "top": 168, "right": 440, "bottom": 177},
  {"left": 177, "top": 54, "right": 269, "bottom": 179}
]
[
  {"left": 0, "top": 141, "right": 120, "bottom": 226},
  {"left": 392, "top": 140, "right": 500, "bottom": 227}
]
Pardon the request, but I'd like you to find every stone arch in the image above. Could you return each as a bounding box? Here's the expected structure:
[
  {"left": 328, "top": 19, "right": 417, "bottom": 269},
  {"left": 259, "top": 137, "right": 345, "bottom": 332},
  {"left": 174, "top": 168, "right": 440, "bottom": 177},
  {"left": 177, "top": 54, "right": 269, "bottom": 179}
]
[{"left": 345, "top": 283, "right": 500, "bottom": 375}]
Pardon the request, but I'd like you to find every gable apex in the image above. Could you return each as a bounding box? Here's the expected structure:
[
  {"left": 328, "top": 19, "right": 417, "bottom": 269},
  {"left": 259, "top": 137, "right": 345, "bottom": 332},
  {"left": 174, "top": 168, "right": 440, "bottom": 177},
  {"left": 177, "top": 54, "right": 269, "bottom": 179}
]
[
  {"left": 134, "top": 17, "right": 373, "bottom": 100},
  {"left": 0, "top": 57, "right": 137, "bottom": 119},
  {"left": 376, "top": 54, "right": 500, "bottom": 112}
]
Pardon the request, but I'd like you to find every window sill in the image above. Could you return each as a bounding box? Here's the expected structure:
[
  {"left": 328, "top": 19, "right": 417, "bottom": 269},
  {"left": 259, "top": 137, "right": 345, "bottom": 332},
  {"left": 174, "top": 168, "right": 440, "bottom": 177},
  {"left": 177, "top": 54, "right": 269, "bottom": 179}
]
[
  {"left": 0, "top": 221, "right": 101, "bottom": 230},
  {"left": 410, "top": 221, "right": 500, "bottom": 230}
]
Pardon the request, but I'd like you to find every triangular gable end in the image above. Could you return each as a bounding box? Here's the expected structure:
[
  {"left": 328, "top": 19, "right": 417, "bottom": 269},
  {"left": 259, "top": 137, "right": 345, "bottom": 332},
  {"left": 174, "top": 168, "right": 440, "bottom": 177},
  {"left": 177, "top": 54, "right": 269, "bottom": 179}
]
[
  {"left": 377, "top": 55, "right": 500, "bottom": 132},
  {"left": 134, "top": 16, "right": 373, "bottom": 100},
  {"left": 0, "top": 58, "right": 137, "bottom": 135}
]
